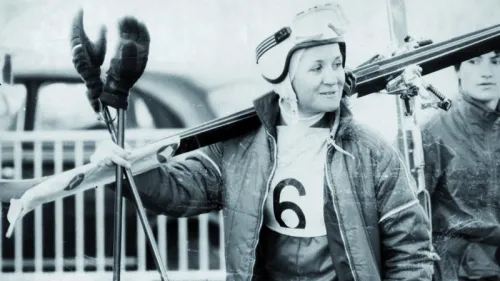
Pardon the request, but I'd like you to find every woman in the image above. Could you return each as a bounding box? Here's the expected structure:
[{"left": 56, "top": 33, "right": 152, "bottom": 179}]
[
  {"left": 92, "top": 4, "right": 434, "bottom": 280},
  {"left": 422, "top": 51, "right": 500, "bottom": 281}
]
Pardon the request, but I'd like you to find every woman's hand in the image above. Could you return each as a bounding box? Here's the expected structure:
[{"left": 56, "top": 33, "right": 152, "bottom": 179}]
[{"left": 90, "top": 140, "right": 132, "bottom": 169}]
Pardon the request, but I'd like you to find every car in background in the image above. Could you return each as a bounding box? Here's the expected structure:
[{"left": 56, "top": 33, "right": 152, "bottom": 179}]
[{"left": 0, "top": 62, "right": 224, "bottom": 272}]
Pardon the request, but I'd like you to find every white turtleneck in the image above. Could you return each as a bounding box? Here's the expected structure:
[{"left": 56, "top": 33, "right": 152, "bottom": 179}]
[{"left": 279, "top": 98, "right": 325, "bottom": 127}]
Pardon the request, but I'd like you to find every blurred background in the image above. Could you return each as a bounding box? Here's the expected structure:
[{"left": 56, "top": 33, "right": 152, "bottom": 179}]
[{"left": 0, "top": 0, "right": 499, "bottom": 280}]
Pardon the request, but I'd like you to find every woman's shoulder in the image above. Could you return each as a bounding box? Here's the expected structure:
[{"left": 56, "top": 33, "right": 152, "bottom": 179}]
[
  {"left": 337, "top": 121, "right": 406, "bottom": 176},
  {"left": 342, "top": 119, "right": 396, "bottom": 151}
]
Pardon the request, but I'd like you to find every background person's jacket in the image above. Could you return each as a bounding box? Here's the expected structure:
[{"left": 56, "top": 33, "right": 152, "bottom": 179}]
[{"left": 422, "top": 94, "right": 500, "bottom": 281}]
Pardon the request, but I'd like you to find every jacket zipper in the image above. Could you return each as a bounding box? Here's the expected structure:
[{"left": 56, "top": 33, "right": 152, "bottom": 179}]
[
  {"left": 250, "top": 133, "right": 359, "bottom": 280},
  {"left": 490, "top": 121, "right": 499, "bottom": 198},
  {"left": 250, "top": 131, "right": 278, "bottom": 277},
  {"left": 325, "top": 144, "right": 359, "bottom": 281}
]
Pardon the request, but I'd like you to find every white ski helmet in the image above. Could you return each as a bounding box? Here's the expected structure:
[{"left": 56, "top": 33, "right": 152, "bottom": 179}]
[{"left": 256, "top": 3, "right": 349, "bottom": 84}]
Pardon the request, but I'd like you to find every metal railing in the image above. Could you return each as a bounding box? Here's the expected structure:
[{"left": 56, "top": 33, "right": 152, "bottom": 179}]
[{"left": 0, "top": 129, "right": 226, "bottom": 281}]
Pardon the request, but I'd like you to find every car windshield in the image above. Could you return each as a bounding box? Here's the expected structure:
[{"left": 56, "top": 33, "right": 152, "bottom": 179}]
[
  {"left": 35, "top": 83, "right": 102, "bottom": 130},
  {"left": 0, "top": 82, "right": 158, "bottom": 131}
]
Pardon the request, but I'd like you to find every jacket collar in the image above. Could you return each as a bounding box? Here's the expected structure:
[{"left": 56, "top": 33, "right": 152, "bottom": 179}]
[
  {"left": 252, "top": 92, "right": 281, "bottom": 137},
  {"left": 252, "top": 91, "right": 355, "bottom": 140},
  {"left": 458, "top": 93, "right": 500, "bottom": 126}
]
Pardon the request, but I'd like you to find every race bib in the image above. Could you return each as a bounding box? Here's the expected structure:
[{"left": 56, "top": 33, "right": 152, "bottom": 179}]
[{"left": 264, "top": 126, "right": 330, "bottom": 237}]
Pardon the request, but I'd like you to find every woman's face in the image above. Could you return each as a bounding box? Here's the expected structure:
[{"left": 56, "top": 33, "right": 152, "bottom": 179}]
[{"left": 291, "top": 43, "right": 345, "bottom": 117}]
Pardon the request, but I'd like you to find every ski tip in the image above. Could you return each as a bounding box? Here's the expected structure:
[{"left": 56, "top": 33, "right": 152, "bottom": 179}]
[
  {"left": 5, "top": 198, "right": 24, "bottom": 238},
  {"left": 6, "top": 222, "right": 15, "bottom": 238}
]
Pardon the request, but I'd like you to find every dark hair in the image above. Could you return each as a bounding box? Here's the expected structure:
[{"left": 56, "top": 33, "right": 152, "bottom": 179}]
[{"left": 454, "top": 50, "right": 500, "bottom": 72}]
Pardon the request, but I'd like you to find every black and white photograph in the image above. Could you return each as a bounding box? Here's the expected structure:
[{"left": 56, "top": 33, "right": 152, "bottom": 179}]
[{"left": 0, "top": 0, "right": 499, "bottom": 280}]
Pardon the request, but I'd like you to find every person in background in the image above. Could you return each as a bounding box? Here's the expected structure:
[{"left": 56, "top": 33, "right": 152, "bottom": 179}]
[{"left": 421, "top": 51, "right": 500, "bottom": 281}]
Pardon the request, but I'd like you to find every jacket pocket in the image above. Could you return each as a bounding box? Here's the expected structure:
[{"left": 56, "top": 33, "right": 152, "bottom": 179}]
[{"left": 458, "top": 243, "right": 500, "bottom": 280}]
